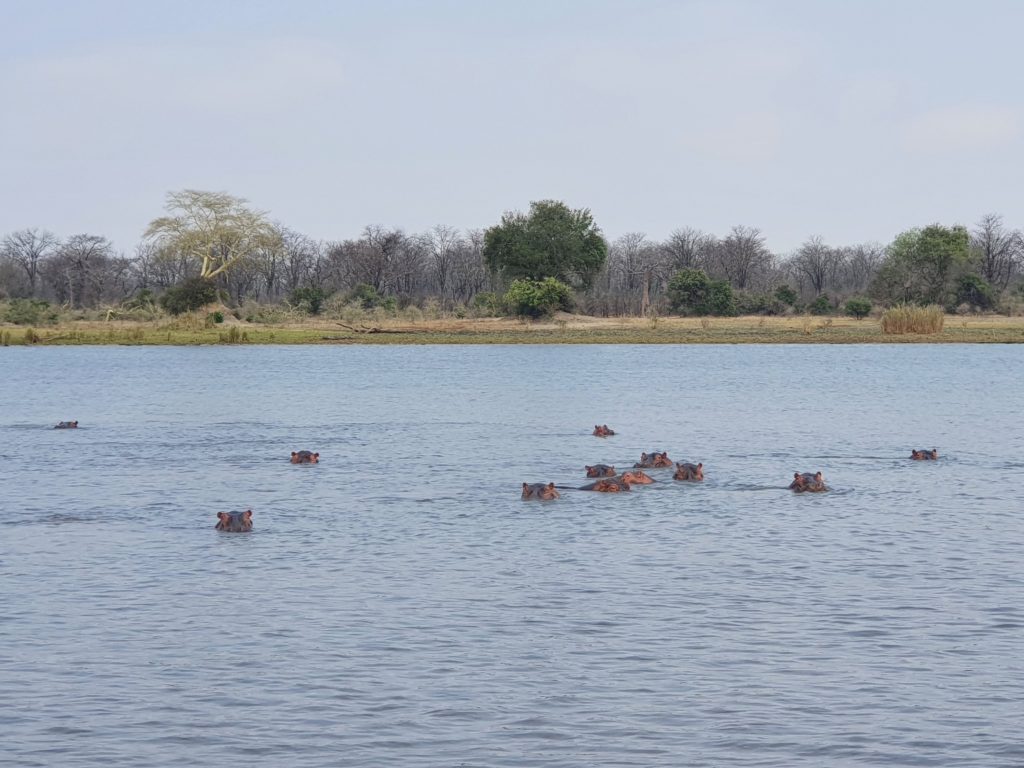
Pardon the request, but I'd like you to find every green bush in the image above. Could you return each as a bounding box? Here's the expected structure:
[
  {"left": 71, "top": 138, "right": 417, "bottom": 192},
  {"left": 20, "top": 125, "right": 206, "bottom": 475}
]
[
  {"left": 774, "top": 284, "right": 798, "bottom": 306},
  {"left": 347, "top": 283, "right": 396, "bottom": 312},
  {"left": 471, "top": 292, "right": 501, "bottom": 316},
  {"left": 844, "top": 297, "right": 872, "bottom": 319},
  {"left": 503, "top": 278, "right": 573, "bottom": 318},
  {"left": 808, "top": 294, "right": 832, "bottom": 315},
  {"left": 210, "top": 311, "right": 225, "bottom": 324},
  {"left": 3, "top": 299, "right": 59, "bottom": 326},
  {"left": 735, "top": 292, "right": 786, "bottom": 316},
  {"left": 666, "top": 269, "right": 735, "bottom": 316},
  {"left": 289, "top": 286, "right": 327, "bottom": 315},
  {"left": 160, "top": 278, "right": 219, "bottom": 315},
  {"left": 954, "top": 273, "right": 995, "bottom": 311}
]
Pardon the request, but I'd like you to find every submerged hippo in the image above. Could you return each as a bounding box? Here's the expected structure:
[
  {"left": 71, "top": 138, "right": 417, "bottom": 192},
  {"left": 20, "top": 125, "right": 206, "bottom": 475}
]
[
  {"left": 634, "top": 451, "right": 672, "bottom": 469},
  {"left": 290, "top": 450, "right": 320, "bottom": 464},
  {"left": 673, "top": 462, "right": 704, "bottom": 481},
  {"left": 910, "top": 448, "right": 939, "bottom": 460},
  {"left": 579, "top": 476, "right": 632, "bottom": 492},
  {"left": 54, "top": 421, "right": 79, "bottom": 429},
  {"left": 585, "top": 463, "right": 616, "bottom": 478},
  {"left": 215, "top": 509, "right": 253, "bottom": 532},
  {"left": 789, "top": 471, "right": 827, "bottom": 493},
  {"left": 522, "top": 482, "right": 560, "bottom": 500},
  {"left": 619, "top": 469, "right": 654, "bottom": 485},
  {"left": 593, "top": 424, "right": 616, "bottom": 437}
]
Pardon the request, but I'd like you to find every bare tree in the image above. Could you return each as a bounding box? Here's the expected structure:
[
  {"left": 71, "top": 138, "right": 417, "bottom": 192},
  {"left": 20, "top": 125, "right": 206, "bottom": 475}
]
[
  {"left": 660, "top": 228, "right": 715, "bottom": 272},
  {"left": 837, "top": 243, "right": 884, "bottom": 295},
  {"left": 790, "top": 235, "right": 841, "bottom": 295},
  {"left": 608, "top": 233, "right": 664, "bottom": 315},
  {"left": 972, "top": 213, "right": 1023, "bottom": 289},
  {"left": 1, "top": 228, "right": 59, "bottom": 296},
  {"left": 449, "top": 228, "right": 489, "bottom": 303},
  {"left": 420, "top": 225, "right": 465, "bottom": 306},
  {"left": 44, "top": 234, "right": 121, "bottom": 307},
  {"left": 708, "top": 225, "right": 773, "bottom": 290}
]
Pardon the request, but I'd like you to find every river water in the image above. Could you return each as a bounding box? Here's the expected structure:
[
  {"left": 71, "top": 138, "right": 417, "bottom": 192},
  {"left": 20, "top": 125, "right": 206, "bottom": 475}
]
[{"left": 1, "top": 344, "right": 1022, "bottom": 767}]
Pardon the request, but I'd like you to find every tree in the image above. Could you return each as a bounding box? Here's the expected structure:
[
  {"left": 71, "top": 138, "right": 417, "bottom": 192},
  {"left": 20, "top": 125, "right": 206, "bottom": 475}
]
[
  {"left": 1, "top": 228, "right": 58, "bottom": 296},
  {"left": 666, "top": 268, "right": 735, "bottom": 316},
  {"left": 707, "top": 225, "right": 773, "bottom": 290},
  {"left": 791, "top": 235, "right": 840, "bottom": 295},
  {"left": 503, "top": 277, "right": 573, "bottom": 318},
  {"left": 660, "top": 228, "right": 714, "bottom": 272},
  {"left": 483, "top": 200, "right": 607, "bottom": 287},
  {"left": 971, "top": 214, "right": 1023, "bottom": 290},
  {"left": 144, "top": 190, "right": 281, "bottom": 280},
  {"left": 871, "top": 224, "right": 970, "bottom": 306}
]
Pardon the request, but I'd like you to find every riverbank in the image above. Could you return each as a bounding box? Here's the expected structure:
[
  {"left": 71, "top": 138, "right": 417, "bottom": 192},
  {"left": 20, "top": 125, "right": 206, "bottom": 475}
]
[{"left": 3, "top": 313, "right": 1024, "bottom": 345}]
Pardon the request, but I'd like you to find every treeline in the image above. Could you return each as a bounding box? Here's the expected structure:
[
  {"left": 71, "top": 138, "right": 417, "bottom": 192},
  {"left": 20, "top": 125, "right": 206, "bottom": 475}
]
[{"left": 2, "top": 197, "right": 1022, "bottom": 321}]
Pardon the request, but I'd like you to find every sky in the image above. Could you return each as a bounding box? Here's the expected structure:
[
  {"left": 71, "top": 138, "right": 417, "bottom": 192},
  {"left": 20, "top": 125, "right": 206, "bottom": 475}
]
[{"left": 1, "top": 0, "right": 1022, "bottom": 254}]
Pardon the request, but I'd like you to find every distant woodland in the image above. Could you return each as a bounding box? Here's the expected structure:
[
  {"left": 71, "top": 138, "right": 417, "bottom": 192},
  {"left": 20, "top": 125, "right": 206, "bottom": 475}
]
[{"left": 2, "top": 190, "right": 1022, "bottom": 324}]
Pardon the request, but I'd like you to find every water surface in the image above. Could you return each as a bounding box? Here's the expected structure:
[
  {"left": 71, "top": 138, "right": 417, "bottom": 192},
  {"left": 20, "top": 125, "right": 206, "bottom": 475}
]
[{"left": 2, "top": 345, "right": 1022, "bottom": 767}]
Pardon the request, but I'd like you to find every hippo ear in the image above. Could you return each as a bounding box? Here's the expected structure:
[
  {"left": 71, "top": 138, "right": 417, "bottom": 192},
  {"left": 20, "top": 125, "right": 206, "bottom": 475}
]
[
  {"left": 814, "top": 472, "right": 822, "bottom": 480},
  {"left": 242, "top": 509, "right": 252, "bottom": 520},
  {"left": 522, "top": 482, "right": 529, "bottom": 489},
  {"left": 313, "top": 453, "right": 320, "bottom": 458},
  {"left": 794, "top": 472, "right": 801, "bottom": 479},
  {"left": 291, "top": 451, "right": 297, "bottom": 457},
  {"left": 217, "top": 512, "right": 230, "bottom": 522},
  {"left": 546, "top": 482, "right": 555, "bottom": 490},
  {"left": 697, "top": 463, "right": 703, "bottom": 469}
]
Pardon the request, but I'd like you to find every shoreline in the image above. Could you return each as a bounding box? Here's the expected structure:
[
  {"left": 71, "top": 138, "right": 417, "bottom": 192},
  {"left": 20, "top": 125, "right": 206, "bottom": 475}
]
[{"left": 2, "top": 313, "right": 1024, "bottom": 346}]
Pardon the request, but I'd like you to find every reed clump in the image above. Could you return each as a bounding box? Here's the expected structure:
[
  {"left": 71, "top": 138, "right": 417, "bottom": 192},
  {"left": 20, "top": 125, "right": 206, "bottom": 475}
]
[{"left": 880, "top": 304, "right": 945, "bottom": 334}]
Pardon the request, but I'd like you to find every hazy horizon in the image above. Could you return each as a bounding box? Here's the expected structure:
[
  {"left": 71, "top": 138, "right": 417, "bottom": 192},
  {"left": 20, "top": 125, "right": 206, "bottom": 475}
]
[{"left": 2, "top": 0, "right": 1022, "bottom": 254}]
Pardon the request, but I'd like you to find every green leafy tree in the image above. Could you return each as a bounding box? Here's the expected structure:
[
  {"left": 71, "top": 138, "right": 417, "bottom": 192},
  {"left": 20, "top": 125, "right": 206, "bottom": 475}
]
[
  {"left": 666, "top": 268, "right": 735, "bottom": 316},
  {"left": 145, "top": 190, "right": 282, "bottom": 280},
  {"left": 871, "top": 224, "right": 970, "bottom": 306},
  {"left": 844, "top": 297, "right": 872, "bottom": 319},
  {"left": 503, "top": 278, "right": 573, "bottom": 318},
  {"left": 774, "top": 284, "right": 798, "bottom": 306},
  {"left": 809, "top": 294, "right": 832, "bottom": 315},
  {"left": 954, "top": 273, "right": 995, "bottom": 310},
  {"left": 483, "top": 200, "right": 607, "bottom": 287}
]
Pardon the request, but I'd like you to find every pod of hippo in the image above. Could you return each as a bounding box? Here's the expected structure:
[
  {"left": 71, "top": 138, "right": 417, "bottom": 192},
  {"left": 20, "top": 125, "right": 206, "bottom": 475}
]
[
  {"left": 54, "top": 421, "right": 79, "bottom": 429},
  {"left": 910, "top": 448, "right": 939, "bottom": 460},
  {"left": 290, "top": 450, "right": 320, "bottom": 464},
  {"left": 789, "top": 472, "right": 827, "bottom": 493},
  {"left": 673, "top": 462, "right": 704, "bottom": 481},
  {"left": 215, "top": 510, "right": 253, "bottom": 532}
]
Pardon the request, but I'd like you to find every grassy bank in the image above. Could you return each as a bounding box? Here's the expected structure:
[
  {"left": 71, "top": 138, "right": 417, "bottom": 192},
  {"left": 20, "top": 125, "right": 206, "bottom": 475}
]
[{"left": 3, "top": 313, "right": 1024, "bottom": 346}]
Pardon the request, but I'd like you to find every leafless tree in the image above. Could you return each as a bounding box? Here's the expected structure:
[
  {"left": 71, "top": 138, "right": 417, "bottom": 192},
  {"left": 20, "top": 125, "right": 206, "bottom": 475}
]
[
  {"left": 44, "top": 234, "right": 126, "bottom": 307},
  {"left": 971, "top": 213, "right": 1023, "bottom": 289},
  {"left": 790, "top": 235, "right": 841, "bottom": 295},
  {"left": 708, "top": 225, "right": 773, "bottom": 290},
  {"left": 837, "top": 243, "right": 884, "bottom": 294},
  {"left": 608, "top": 232, "right": 665, "bottom": 314},
  {"left": 448, "top": 228, "right": 489, "bottom": 303},
  {"left": 1, "top": 228, "right": 59, "bottom": 296},
  {"left": 660, "top": 228, "right": 715, "bottom": 272}
]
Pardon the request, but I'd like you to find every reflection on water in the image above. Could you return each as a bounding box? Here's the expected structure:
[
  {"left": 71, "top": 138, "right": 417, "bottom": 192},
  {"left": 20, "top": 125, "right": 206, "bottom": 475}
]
[{"left": 2, "top": 344, "right": 1023, "bottom": 767}]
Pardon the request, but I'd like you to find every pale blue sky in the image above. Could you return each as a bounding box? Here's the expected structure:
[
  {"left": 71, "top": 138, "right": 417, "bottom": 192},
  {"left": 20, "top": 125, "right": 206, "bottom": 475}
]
[{"left": 2, "top": 0, "right": 1021, "bottom": 253}]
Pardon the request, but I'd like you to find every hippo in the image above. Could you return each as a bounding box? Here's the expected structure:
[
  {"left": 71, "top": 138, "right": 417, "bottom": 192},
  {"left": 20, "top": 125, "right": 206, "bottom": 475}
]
[
  {"left": 522, "top": 482, "right": 560, "bottom": 500},
  {"left": 215, "top": 509, "right": 253, "bottom": 532},
  {"left": 579, "top": 477, "right": 632, "bottom": 492},
  {"left": 789, "top": 471, "right": 827, "bottom": 493},
  {"left": 593, "top": 424, "right": 616, "bottom": 437},
  {"left": 585, "top": 463, "right": 616, "bottom": 478},
  {"left": 634, "top": 451, "right": 672, "bottom": 469},
  {"left": 910, "top": 448, "right": 939, "bottom": 460},
  {"left": 619, "top": 469, "right": 654, "bottom": 485},
  {"left": 673, "top": 462, "right": 704, "bottom": 481},
  {"left": 290, "top": 450, "right": 320, "bottom": 464},
  {"left": 54, "top": 421, "right": 79, "bottom": 429}
]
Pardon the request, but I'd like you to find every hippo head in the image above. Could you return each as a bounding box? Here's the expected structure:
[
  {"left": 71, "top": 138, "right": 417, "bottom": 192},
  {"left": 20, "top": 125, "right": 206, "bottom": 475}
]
[
  {"left": 585, "top": 464, "right": 615, "bottom": 478},
  {"left": 674, "top": 462, "right": 704, "bottom": 481},
  {"left": 216, "top": 509, "right": 253, "bottom": 532},
  {"left": 522, "top": 482, "right": 560, "bottom": 501},
  {"left": 620, "top": 469, "right": 654, "bottom": 485}
]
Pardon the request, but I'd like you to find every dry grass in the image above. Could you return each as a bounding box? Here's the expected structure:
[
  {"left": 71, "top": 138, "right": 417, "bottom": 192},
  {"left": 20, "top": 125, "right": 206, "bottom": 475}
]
[
  {"left": 880, "top": 304, "right": 945, "bottom": 335},
  {"left": 2, "top": 311, "right": 1024, "bottom": 345}
]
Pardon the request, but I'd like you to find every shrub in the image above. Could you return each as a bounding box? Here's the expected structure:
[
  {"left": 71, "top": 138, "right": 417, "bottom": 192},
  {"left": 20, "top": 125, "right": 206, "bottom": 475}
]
[
  {"left": 808, "top": 294, "right": 832, "bottom": 315},
  {"left": 160, "top": 278, "right": 219, "bottom": 315},
  {"left": 880, "top": 304, "right": 945, "bottom": 334},
  {"left": 289, "top": 286, "right": 327, "bottom": 315},
  {"left": 844, "top": 297, "right": 872, "bottom": 319},
  {"left": 503, "top": 278, "right": 574, "bottom": 318},
  {"left": 735, "top": 291, "right": 786, "bottom": 316},
  {"left": 347, "top": 283, "right": 396, "bottom": 312},
  {"left": 774, "top": 284, "right": 798, "bottom": 306},
  {"left": 470, "top": 291, "right": 502, "bottom": 316},
  {"left": 666, "top": 269, "right": 735, "bottom": 316},
  {"left": 953, "top": 273, "right": 995, "bottom": 311},
  {"left": 3, "top": 299, "right": 59, "bottom": 326}
]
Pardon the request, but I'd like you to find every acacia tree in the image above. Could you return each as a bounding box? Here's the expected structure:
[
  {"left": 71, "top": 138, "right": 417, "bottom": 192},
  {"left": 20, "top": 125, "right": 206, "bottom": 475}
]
[
  {"left": 144, "top": 190, "right": 281, "bottom": 280},
  {"left": 483, "top": 200, "right": 607, "bottom": 288}
]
